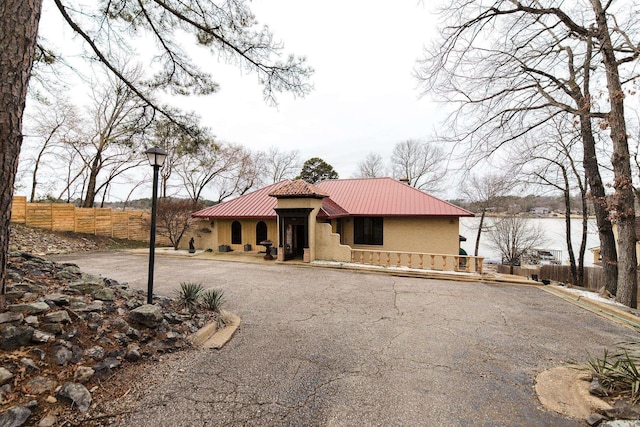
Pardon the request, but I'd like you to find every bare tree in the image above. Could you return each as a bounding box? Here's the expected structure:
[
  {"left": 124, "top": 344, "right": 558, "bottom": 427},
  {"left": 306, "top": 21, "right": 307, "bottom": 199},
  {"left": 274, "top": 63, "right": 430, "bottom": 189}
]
[
  {"left": 22, "top": 98, "right": 78, "bottom": 201},
  {"left": 518, "top": 116, "right": 590, "bottom": 287},
  {"left": 487, "top": 215, "right": 546, "bottom": 275},
  {"left": 0, "top": 0, "right": 313, "bottom": 296},
  {"left": 417, "top": 0, "right": 639, "bottom": 305},
  {"left": 66, "top": 70, "right": 152, "bottom": 207},
  {"left": 391, "top": 140, "right": 446, "bottom": 193},
  {"left": 176, "top": 141, "right": 247, "bottom": 204},
  {"left": 212, "top": 145, "right": 260, "bottom": 202},
  {"left": 257, "top": 147, "right": 301, "bottom": 184},
  {"left": 461, "top": 173, "right": 514, "bottom": 257},
  {"left": 147, "top": 113, "right": 206, "bottom": 198},
  {"left": 356, "top": 153, "right": 386, "bottom": 178},
  {"left": 155, "top": 198, "right": 202, "bottom": 250}
]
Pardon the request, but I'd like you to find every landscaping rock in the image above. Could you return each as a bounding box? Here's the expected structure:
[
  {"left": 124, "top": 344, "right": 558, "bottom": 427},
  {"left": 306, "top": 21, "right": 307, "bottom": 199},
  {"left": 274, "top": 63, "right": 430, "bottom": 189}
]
[
  {"left": 589, "top": 377, "right": 609, "bottom": 397},
  {"left": 43, "top": 293, "right": 70, "bottom": 306},
  {"left": 129, "top": 304, "right": 163, "bottom": 328},
  {"left": 8, "top": 302, "right": 50, "bottom": 315},
  {"left": 0, "top": 367, "right": 14, "bottom": 386},
  {"left": 0, "top": 325, "right": 34, "bottom": 350},
  {"left": 74, "top": 366, "right": 94, "bottom": 383},
  {"left": 604, "top": 399, "right": 640, "bottom": 420},
  {"left": 0, "top": 248, "right": 220, "bottom": 424},
  {"left": 85, "top": 346, "right": 105, "bottom": 361},
  {"left": 20, "top": 358, "right": 39, "bottom": 372},
  {"left": 0, "top": 312, "right": 23, "bottom": 324},
  {"left": 93, "top": 357, "right": 121, "bottom": 378},
  {"left": 38, "top": 414, "right": 57, "bottom": 427},
  {"left": 0, "top": 405, "right": 32, "bottom": 427},
  {"left": 43, "top": 310, "right": 70, "bottom": 324},
  {"left": 92, "top": 288, "right": 115, "bottom": 301},
  {"left": 56, "top": 382, "right": 92, "bottom": 412},
  {"left": 31, "top": 330, "right": 55, "bottom": 343},
  {"left": 52, "top": 346, "right": 73, "bottom": 366},
  {"left": 24, "top": 376, "right": 56, "bottom": 394}
]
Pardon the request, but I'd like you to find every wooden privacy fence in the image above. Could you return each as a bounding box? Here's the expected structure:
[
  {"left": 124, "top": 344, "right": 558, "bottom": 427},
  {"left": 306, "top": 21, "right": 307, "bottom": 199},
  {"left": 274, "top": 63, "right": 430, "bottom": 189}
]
[
  {"left": 497, "top": 263, "right": 610, "bottom": 291},
  {"left": 10, "top": 195, "right": 162, "bottom": 243}
]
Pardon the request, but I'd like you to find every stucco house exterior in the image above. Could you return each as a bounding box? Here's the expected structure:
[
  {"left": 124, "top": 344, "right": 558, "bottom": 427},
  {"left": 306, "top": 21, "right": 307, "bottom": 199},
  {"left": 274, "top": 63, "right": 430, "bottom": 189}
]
[{"left": 189, "top": 177, "right": 475, "bottom": 269}]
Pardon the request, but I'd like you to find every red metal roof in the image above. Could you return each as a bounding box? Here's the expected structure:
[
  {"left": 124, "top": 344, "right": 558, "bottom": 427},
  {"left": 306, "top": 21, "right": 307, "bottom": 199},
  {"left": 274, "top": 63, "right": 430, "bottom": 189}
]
[
  {"left": 192, "top": 178, "right": 473, "bottom": 219},
  {"left": 315, "top": 178, "right": 474, "bottom": 217},
  {"left": 192, "top": 181, "right": 285, "bottom": 219},
  {"left": 317, "top": 197, "right": 350, "bottom": 219}
]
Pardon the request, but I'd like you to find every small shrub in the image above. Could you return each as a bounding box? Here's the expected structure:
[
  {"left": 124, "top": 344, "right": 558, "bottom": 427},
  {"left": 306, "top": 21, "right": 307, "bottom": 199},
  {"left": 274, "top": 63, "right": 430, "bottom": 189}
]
[
  {"left": 586, "top": 341, "right": 640, "bottom": 403},
  {"left": 202, "top": 288, "right": 226, "bottom": 313},
  {"left": 176, "top": 282, "right": 204, "bottom": 312}
]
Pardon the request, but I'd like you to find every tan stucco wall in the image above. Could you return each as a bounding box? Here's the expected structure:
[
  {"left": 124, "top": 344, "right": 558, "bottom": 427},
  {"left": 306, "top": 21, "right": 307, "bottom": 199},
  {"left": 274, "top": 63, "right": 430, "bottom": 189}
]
[
  {"left": 315, "top": 222, "right": 352, "bottom": 262},
  {"left": 334, "top": 216, "right": 460, "bottom": 255},
  {"left": 186, "top": 218, "right": 277, "bottom": 252}
]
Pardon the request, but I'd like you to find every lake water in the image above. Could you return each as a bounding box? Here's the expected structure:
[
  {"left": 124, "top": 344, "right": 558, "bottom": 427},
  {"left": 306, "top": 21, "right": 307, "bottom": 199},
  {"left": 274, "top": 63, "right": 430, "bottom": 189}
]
[{"left": 459, "top": 216, "right": 600, "bottom": 267}]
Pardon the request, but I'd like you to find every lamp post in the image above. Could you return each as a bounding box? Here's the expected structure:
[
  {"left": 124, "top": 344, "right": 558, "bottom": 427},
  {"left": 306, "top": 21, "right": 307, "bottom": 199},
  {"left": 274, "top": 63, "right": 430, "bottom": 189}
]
[{"left": 145, "top": 146, "right": 167, "bottom": 304}]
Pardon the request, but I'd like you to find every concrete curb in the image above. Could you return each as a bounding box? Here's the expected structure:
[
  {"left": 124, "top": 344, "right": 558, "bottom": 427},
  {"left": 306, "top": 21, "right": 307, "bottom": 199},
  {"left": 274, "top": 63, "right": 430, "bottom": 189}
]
[
  {"left": 189, "top": 310, "right": 242, "bottom": 350},
  {"left": 543, "top": 285, "right": 640, "bottom": 330}
]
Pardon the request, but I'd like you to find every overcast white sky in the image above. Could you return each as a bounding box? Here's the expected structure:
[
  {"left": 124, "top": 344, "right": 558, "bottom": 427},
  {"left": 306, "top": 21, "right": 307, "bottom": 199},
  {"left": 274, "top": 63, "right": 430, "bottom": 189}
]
[
  {"left": 28, "top": 1, "right": 454, "bottom": 201},
  {"left": 168, "top": 0, "right": 445, "bottom": 179}
]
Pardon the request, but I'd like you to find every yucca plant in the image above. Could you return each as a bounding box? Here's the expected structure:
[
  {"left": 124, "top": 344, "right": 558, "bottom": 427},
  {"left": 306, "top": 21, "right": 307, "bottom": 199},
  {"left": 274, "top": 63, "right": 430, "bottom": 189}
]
[
  {"left": 587, "top": 343, "right": 640, "bottom": 403},
  {"left": 176, "top": 282, "right": 204, "bottom": 312},
  {"left": 201, "top": 288, "right": 226, "bottom": 313}
]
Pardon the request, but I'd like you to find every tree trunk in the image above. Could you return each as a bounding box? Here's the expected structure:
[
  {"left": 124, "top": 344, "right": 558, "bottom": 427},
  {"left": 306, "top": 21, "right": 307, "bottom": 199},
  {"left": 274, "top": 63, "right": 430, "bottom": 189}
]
[
  {"left": 563, "top": 188, "right": 579, "bottom": 285},
  {"left": 82, "top": 153, "right": 101, "bottom": 208},
  {"left": 591, "top": 0, "right": 637, "bottom": 308},
  {"left": 474, "top": 209, "right": 486, "bottom": 257},
  {"left": 580, "top": 114, "right": 618, "bottom": 294},
  {"left": 578, "top": 188, "right": 588, "bottom": 287},
  {"left": 0, "top": 0, "right": 43, "bottom": 297}
]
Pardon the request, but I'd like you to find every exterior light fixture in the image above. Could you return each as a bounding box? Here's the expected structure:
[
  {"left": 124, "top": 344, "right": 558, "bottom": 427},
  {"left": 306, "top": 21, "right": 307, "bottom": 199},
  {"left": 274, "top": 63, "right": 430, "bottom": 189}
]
[{"left": 145, "top": 146, "right": 167, "bottom": 304}]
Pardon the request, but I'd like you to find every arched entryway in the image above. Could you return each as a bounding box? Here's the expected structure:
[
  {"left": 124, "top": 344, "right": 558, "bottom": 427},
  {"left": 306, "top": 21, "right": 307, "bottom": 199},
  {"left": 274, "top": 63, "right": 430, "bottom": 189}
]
[
  {"left": 274, "top": 208, "right": 312, "bottom": 261},
  {"left": 256, "top": 221, "right": 267, "bottom": 245}
]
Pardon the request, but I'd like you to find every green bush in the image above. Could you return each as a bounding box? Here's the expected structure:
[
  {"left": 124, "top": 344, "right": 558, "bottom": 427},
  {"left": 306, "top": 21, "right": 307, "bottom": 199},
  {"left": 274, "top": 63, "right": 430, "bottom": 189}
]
[
  {"left": 176, "top": 282, "right": 204, "bottom": 312},
  {"left": 587, "top": 340, "right": 640, "bottom": 402},
  {"left": 202, "top": 288, "right": 226, "bottom": 313}
]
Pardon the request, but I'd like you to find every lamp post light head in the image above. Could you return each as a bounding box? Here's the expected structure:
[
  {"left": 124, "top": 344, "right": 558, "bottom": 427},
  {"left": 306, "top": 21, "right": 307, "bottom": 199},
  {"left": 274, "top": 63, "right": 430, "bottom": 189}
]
[{"left": 145, "top": 146, "right": 168, "bottom": 168}]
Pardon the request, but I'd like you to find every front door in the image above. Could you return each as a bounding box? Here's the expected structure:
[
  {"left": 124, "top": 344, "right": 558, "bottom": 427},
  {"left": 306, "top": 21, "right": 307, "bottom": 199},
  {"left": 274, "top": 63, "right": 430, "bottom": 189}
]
[{"left": 275, "top": 208, "right": 312, "bottom": 261}]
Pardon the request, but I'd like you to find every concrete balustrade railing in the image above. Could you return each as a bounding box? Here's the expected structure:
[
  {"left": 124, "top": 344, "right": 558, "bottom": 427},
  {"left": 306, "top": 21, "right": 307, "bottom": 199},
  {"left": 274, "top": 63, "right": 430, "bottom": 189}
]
[{"left": 350, "top": 249, "right": 484, "bottom": 274}]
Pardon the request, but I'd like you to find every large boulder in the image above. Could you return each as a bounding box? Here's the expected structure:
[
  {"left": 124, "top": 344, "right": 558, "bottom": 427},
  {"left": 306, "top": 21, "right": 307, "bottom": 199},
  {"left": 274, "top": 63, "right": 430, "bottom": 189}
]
[{"left": 128, "top": 304, "right": 163, "bottom": 328}]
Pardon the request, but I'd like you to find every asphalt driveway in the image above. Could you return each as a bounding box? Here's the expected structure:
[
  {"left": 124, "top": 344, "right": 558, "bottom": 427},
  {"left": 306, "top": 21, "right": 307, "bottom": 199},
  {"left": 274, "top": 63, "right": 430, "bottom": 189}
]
[{"left": 52, "top": 251, "right": 639, "bottom": 426}]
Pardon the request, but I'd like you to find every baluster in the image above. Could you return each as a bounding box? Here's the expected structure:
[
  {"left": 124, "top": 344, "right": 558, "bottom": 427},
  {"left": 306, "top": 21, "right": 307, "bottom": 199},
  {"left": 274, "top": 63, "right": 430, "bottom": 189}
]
[
  {"left": 453, "top": 256, "right": 459, "bottom": 272},
  {"left": 396, "top": 253, "right": 401, "bottom": 267},
  {"left": 360, "top": 252, "right": 364, "bottom": 263},
  {"left": 419, "top": 254, "right": 424, "bottom": 269},
  {"left": 465, "top": 257, "right": 471, "bottom": 272},
  {"left": 386, "top": 253, "right": 391, "bottom": 267},
  {"left": 351, "top": 251, "right": 355, "bottom": 263},
  {"left": 442, "top": 255, "right": 447, "bottom": 270},
  {"left": 369, "top": 252, "right": 374, "bottom": 264},
  {"left": 430, "top": 254, "right": 435, "bottom": 269}
]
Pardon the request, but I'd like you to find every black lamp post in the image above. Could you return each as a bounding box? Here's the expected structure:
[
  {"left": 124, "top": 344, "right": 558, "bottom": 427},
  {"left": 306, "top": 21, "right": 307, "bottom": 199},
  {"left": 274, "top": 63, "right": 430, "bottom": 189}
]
[{"left": 145, "top": 146, "right": 167, "bottom": 304}]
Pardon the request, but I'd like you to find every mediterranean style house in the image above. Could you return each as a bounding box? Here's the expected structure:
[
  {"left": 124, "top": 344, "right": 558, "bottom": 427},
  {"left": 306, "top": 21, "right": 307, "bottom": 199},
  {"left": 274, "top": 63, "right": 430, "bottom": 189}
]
[{"left": 188, "top": 178, "right": 475, "bottom": 268}]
